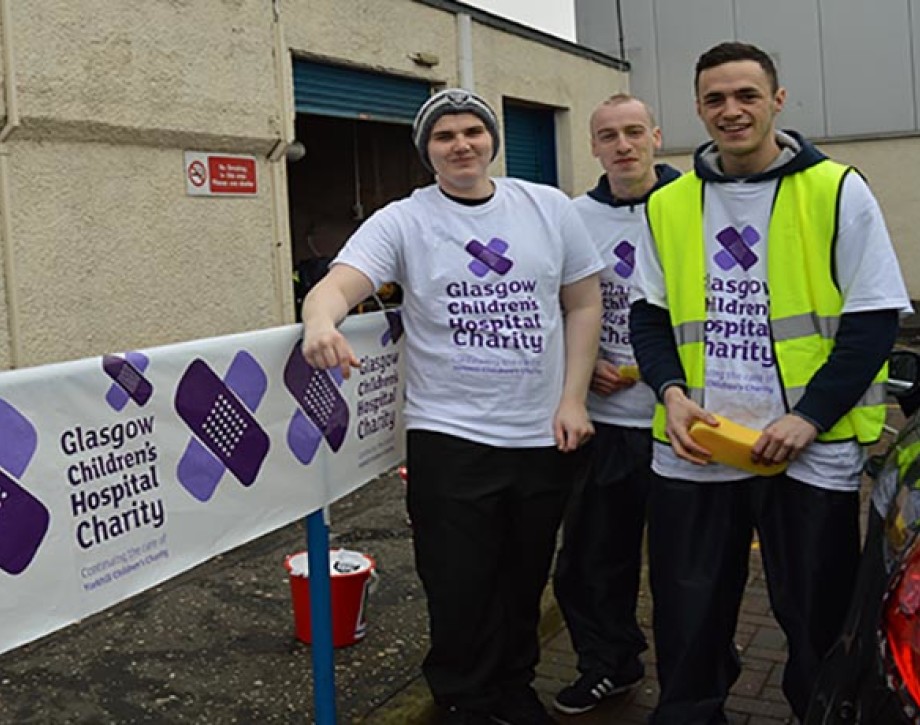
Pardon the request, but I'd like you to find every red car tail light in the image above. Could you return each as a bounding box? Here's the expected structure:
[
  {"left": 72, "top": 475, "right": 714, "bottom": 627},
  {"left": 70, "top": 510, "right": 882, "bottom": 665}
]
[{"left": 883, "top": 536, "right": 920, "bottom": 717}]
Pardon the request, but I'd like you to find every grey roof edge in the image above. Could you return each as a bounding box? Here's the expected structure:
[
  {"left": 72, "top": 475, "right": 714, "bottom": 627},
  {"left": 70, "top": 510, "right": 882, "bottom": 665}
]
[{"left": 413, "top": 0, "right": 630, "bottom": 72}]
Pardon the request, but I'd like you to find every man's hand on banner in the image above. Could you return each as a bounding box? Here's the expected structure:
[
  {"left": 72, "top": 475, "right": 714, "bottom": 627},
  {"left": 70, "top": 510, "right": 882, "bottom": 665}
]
[{"left": 302, "top": 325, "right": 360, "bottom": 380}]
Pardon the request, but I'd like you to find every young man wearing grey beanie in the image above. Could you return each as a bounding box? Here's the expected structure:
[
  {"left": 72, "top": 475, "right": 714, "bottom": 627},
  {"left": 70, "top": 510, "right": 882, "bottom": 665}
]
[{"left": 301, "top": 88, "right": 603, "bottom": 725}]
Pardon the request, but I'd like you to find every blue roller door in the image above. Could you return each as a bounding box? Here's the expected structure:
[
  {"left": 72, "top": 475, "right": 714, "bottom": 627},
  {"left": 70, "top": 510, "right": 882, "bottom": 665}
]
[
  {"left": 503, "top": 102, "right": 558, "bottom": 186},
  {"left": 293, "top": 60, "right": 431, "bottom": 124}
]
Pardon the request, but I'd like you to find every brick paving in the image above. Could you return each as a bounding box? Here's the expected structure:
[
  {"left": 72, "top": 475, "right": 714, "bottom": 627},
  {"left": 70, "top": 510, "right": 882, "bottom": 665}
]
[
  {"left": 389, "top": 387, "right": 909, "bottom": 724},
  {"left": 398, "top": 406, "right": 901, "bottom": 724},
  {"left": 524, "top": 403, "right": 902, "bottom": 725},
  {"left": 532, "top": 536, "right": 795, "bottom": 724}
]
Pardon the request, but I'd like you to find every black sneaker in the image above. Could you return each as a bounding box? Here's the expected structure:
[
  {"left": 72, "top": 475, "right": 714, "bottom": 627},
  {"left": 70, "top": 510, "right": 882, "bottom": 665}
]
[
  {"left": 552, "top": 670, "right": 641, "bottom": 715},
  {"left": 491, "top": 686, "right": 556, "bottom": 724}
]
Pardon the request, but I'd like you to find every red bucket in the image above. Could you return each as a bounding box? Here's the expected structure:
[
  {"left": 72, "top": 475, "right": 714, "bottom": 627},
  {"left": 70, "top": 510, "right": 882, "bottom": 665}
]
[{"left": 284, "top": 549, "right": 377, "bottom": 648}]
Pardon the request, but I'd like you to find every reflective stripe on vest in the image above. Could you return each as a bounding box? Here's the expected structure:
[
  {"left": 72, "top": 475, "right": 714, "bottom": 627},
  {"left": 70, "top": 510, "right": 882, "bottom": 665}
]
[
  {"left": 785, "top": 381, "right": 888, "bottom": 409},
  {"left": 646, "top": 160, "right": 887, "bottom": 446},
  {"left": 771, "top": 312, "right": 839, "bottom": 342}
]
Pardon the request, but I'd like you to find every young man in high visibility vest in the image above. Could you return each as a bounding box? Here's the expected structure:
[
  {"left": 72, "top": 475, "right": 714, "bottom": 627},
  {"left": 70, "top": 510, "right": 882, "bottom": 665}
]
[
  {"left": 552, "top": 94, "right": 679, "bottom": 716},
  {"left": 629, "top": 42, "right": 912, "bottom": 723}
]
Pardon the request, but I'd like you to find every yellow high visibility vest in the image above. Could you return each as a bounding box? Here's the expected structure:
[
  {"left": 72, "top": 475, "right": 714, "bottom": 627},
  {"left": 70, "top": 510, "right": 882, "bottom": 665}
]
[{"left": 646, "top": 160, "right": 887, "bottom": 445}]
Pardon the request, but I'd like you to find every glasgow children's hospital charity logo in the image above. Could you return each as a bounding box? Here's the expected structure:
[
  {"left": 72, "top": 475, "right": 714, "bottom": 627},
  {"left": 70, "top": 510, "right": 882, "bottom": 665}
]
[
  {"left": 175, "top": 352, "right": 270, "bottom": 502},
  {"left": 715, "top": 225, "right": 761, "bottom": 272},
  {"left": 103, "top": 352, "right": 153, "bottom": 411},
  {"left": 465, "top": 238, "right": 514, "bottom": 277},
  {"left": 284, "top": 342, "right": 350, "bottom": 463},
  {"left": 613, "top": 240, "right": 636, "bottom": 278},
  {"left": 0, "top": 399, "right": 49, "bottom": 575}
]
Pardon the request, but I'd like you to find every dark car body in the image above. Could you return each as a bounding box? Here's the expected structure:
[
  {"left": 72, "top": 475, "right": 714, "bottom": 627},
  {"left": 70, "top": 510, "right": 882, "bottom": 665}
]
[{"left": 806, "top": 350, "right": 920, "bottom": 724}]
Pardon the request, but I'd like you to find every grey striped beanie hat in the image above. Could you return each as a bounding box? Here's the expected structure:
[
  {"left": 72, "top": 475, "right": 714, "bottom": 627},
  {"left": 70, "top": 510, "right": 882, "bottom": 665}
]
[{"left": 412, "top": 88, "right": 500, "bottom": 172}]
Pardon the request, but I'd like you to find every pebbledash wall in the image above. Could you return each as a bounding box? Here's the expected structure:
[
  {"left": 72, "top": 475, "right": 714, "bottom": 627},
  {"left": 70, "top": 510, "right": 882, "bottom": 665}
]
[{"left": 0, "top": 0, "right": 627, "bottom": 372}]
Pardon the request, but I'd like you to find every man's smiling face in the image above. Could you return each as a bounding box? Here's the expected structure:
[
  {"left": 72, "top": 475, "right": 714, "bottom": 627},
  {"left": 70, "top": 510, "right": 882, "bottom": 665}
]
[{"left": 696, "top": 59, "right": 786, "bottom": 175}]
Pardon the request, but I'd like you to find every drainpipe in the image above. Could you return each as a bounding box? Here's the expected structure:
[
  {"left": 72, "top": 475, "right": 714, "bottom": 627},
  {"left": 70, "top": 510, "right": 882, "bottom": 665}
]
[
  {"left": 0, "top": 0, "right": 21, "bottom": 367},
  {"left": 457, "top": 13, "right": 474, "bottom": 90},
  {"left": 267, "top": 0, "right": 296, "bottom": 323}
]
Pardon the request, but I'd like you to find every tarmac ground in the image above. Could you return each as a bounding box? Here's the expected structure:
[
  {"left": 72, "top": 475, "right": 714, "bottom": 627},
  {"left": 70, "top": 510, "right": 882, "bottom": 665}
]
[{"left": 0, "top": 470, "right": 429, "bottom": 724}]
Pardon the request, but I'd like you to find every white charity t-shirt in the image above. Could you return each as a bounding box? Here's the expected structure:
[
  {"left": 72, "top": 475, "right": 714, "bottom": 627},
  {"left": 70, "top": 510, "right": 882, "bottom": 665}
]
[
  {"left": 573, "top": 193, "right": 656, "bottom": 428},
  {"left": 632, "top": 171, "right": 913, "bottom": 490},
  {"left": 334, "top": 177, "right": 604, "bottom": 448}
]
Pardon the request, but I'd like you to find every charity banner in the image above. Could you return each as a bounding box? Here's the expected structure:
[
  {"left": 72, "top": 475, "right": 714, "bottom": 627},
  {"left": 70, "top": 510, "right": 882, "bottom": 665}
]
[{"left": 0, "top": 310, "right": 405, "bottom": 655}]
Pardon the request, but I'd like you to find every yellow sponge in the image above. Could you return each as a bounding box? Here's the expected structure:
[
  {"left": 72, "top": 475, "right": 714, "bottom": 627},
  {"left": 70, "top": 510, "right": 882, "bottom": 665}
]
[
  {"left": 689, "top": 414, "right": 788, "bottom": 476},
  {"left": 618, "top": 364, "right": 640, "bottom": 381}
]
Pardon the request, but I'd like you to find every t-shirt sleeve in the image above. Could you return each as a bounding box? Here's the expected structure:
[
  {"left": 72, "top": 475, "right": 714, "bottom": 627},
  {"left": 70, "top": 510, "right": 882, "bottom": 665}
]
[
  {"left": 331, "top": 205, "right": 404, "bottom": 289},
  {"left": 836, "top": 173, "right": 913, "bottom": 317},
  {"left": 559, "top": 200, "right": 604, "bottom": 285},
  {"left": 629, "top": 215, "right": 668, "bottom": 308}
]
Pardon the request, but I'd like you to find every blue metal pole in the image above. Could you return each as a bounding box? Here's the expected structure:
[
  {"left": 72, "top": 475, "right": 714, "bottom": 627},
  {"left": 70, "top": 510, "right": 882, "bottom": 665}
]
[{"left": 306, "top": 508, "right": 337, "bottom": 724}]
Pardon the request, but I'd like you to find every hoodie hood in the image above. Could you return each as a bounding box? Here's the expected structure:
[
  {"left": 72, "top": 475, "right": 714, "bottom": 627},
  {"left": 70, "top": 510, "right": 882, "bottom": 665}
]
[
  {"left": 693, "top": 129, "right": 826, "bottom": 183},
  {"left": 587, "top": 163, "right": 682, "bottom": 208}
]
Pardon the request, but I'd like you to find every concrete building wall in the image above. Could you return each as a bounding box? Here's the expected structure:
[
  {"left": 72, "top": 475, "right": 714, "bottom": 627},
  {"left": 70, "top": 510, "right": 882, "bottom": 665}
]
[
  {"left": 470, "top": 22, "right": 626, "bottom": 194},
  {"left": 0, "top": 0, "right": 626, "bottom": 371},
  {"left": 283, "top": 0, "right": 459, "bottom": 89},
  {"left": 11, "top": 141, "right": 280, "bottom": 362},
  {"left": 1, "top": 0, "right": 287, "bottom": 368},
  {"left": 283, "top": 0, "right": 626, "bottom": 197}
]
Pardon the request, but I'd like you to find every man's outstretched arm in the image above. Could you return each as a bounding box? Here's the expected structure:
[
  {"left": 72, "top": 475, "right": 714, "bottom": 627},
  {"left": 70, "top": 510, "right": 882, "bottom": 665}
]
[{"left": 301, "top": 264, "right": 376, "bottom": 379}]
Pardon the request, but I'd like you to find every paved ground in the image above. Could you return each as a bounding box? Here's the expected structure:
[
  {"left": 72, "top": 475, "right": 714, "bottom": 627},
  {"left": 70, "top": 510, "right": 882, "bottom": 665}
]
[
  {"left": 535, "top": 539, "right": 796, "bottom": 725},
  {"left": 386, "top": 406, "right": 897, "bottom": 725},
  {"left": 0, "top": 470, "right": 430, "bottom": 724},
  {"left": 382, "top": 529, "right": 800, "bottom": 725},
  {"left": 0, "top": 407, "right": 897, "bottom": 724}
]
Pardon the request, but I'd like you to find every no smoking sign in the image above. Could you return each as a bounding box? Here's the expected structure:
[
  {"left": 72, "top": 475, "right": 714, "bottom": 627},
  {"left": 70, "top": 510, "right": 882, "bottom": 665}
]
[{"left": 184, "top": 152, "right": 258, "bottom": 197}]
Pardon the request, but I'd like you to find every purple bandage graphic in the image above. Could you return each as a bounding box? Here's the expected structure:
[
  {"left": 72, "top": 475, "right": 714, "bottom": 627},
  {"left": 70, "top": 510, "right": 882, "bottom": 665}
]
[
  {"left": 0, "top": 470, "right": 50, "bottom": 575},
  {"left": 715, "top": 225, "right": 760, "bottom": 271},
  {"left": 0, "top": 398, "right": 37, "bottom": 479},
  {"left": 287, "top": 409, "right": 324, "bottom": 465},
  {"left": 381, "top": 309, "right": 404, "bottom": 346},
  {"left": 174, "top": 357, "right": 270, "bottom": 490},
  {"left": 224, "top": 350, "right": 269, "bottom": 412},
  {"left": 613, "top": 240, "right": 636, "bottom": 278},
  {"left": 284, "top": 343, "right": 350, "bottom": 455},
  {"left": 0, "top": 399, "right": 49, "bottom": 576},
  {"left": 104, "top": 352, "right": 152, "bottom": 411},
  {"left": 176, "top": 438, "right": 225, "bottom": 502},
  {"left": 465, "top": 238, "right": 513, "bottom": 277},
  {"left": 176, "top": 351, "right": 268, "bottom": 501},
  {"left": 287, "top": 362, "right": 345, "bottom": 465}
]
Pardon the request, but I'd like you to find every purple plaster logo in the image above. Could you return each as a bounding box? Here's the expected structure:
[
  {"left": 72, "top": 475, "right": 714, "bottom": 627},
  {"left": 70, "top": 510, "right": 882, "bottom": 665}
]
[
  {"left": 284, "top": 342, "right": 350, "bottom": 465},
  {"left": 613, "top": 240, "right": 636, "bottom": 278},
  {"left": 465, "top": 238, "right": 514, "bottom": 277},
  {"left": 381, "top": 309, "right": 404, "bottom": 346},
  {"left": 0, "top": 398, "right": 49, "bottom": 575},
  {"left": 175, "top": 352, "right": 270, "bottom": 502},
  {"left": 715, "top": 225, "right": 761, "bottom": 271},
  {"left": 103, "top": 352, "right": 153, "bottom": 411}
]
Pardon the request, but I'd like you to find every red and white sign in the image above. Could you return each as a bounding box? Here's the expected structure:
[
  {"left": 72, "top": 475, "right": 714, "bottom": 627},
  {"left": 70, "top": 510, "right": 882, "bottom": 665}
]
[{"left": 184, "top": 152, "right": 258, "bottom": 196}]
